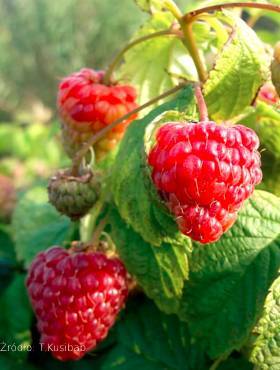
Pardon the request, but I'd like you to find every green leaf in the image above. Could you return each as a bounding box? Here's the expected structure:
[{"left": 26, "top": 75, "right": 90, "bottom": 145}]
[
  {"left": 0, "top": 224, "right": 16, "bottom": 260},
  {"left": 41, "top": 357, "right": 101, "bottom": 370},
  {"left": 12, "top": 186, "right": 74, "bottom": 267},
  {"left": 0, "top": 274, "right": 32, "bottom": 360},
  {"left": 249, "top": 275, "right": 280, "bottom": 370},
  {"left": 0, "top": 356, "right": 37, "bottom": 370},
  {"left": 109, "top": 207, "right": 190, "bottom": 314},
  {"left": 204, "top": 12, "right": 269, "bottom": 121},
  {"left": 100, "top": 345, "right": 164, "bottom": 370},
  {"left": 134, "top": 0, "right": 165, "bottom": 13},
  {"left": 111, "top": 85, "right": 195, "bottom": 246},
  {"left": 118, "top": 12, "right": 197, "bottom": 106},
  {"left": 238, "top": 102, "right": 280, "bottom": 160},
  {"left": 100, "top": 297, "right": 208, "bottom": 370},
  {"left": 258, "top": 151, "right": 280, "bottom": 197},
  {"left": 0, "top": 225, "right": 16, "bottom": 294},
  {"left": 217, "top": 357, "right": 253, "bottom": 370},
  {"left": 237, "top": 103, "right": 280, "bottom": 196},
  {"left": 178, "top": 191, "right": 280, "bottom": 358},
  {"left": 0, "top": 257, "right": 15, "bottom": 295}
]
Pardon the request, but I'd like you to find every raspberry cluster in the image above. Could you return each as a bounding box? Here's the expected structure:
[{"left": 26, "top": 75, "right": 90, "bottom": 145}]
[
  {"left": 26, "top": 246, "right": 129, "bottom": 360},
  {"left": 148, "top": 121, "right": 262, "bottom": 243},
  {"left": 57, "top": 68, "right": 138, "bottom": 160}
]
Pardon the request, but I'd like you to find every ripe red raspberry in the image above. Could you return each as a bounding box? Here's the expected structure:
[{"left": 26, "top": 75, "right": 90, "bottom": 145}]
[
  {"left": 57, "top": 68, "right": 138, "bottom": 160},
  {"left": 26, "top": 246, "right": 129, "bottom": 361},
  {"left": 148, "top": 121, "right": 262, "bottom": 244}
]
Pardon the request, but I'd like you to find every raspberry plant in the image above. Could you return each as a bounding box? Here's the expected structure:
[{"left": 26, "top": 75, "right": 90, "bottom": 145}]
[{"left": 2, "top": 1, "right": 280, "bottom": 369}]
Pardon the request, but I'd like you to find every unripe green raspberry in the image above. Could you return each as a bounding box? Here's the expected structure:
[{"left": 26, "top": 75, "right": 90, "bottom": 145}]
[
  {"left": 48, "top": 168, "right": 100, "bottom": 220},
  {"left": 271, "top": 42, "right": 280, "bottom": 97}
]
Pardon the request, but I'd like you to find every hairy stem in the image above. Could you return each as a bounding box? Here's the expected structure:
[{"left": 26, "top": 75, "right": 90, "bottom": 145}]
[
  {"left": 71, "top": 82, "right": 191, "bottom": 175},
  {"left": 178, "top": 2, "right": 280, "bottom": 81},
  {"left": 195, "top": 84, "right": 209, "bottom": 121},
  {"left": 180, "top": 21, "right": 208, "bottom": 83},
  {"left": 80, "top": 199, "right": 104, "bottom": 242},
  {"left": 182, "top": 2, "right": 280, "bottom": 23},
  {"left": 90, "top": 216, "right": 109, "bottom": 248},
  {"left": 163, "top": 0, "right": 208, "bottom": 82},
  {"left": 246, "top": 12, "right": 261, "bottom": 28},
  {"left": 103, "top": 29, "right": 181, "bottom": 85}
]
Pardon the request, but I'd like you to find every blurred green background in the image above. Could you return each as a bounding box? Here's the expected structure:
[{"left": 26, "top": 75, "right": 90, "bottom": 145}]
[
  {"left": 0, "top": 0, "right": 148, "bottom": 121},
  {"left": 0, "top": 0, "right": 150, "bottom": 189}
]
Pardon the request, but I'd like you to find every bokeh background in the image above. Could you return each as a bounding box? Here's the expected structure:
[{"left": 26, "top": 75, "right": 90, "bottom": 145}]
[{"left": 0, "top": 0, "right": 147, "bottom": 189}]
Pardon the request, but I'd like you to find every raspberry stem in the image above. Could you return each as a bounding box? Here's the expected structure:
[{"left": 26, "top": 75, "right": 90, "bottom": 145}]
[
  {"left": 162, "top": 0, "right": 183, "bottom": 20},
  {"left": 177, "top": 2, "right": 280, "bottom": 82},
  {"left": 90, "top": 216, "right": 109, "bottom": 248},
  {"left": 181, "top": 2, "right": 280, "bottom": 23},
  {"left": 274, "top": 41, "right": 280, "bottom": 63},
  {"left": 179, "top": 21, "right": 208, "bottom": 83},
  {"left": 194, "top": 84, "right": 209, "bottom": 121},
  {"left": 164, "top": 0, "right": 208, "bottom": 83},
  {"left": 71, "top": 82, "right": 192, "bottom": 176},
  {"left": 103, "top": 29, "right": 182, "bottom": 85}
]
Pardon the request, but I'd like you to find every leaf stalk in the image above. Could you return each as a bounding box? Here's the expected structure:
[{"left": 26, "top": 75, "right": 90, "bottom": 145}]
[{"left": 182, "top": 2, "right": 280, "bottom": 23}]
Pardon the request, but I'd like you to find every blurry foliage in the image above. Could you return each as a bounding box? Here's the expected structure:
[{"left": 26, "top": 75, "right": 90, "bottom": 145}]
[
  {"left": 0, "top": 121, "right": 68, "bottom": 187},
  {"left": 0, "top": 0, "right": 147, "bottom": 113}
]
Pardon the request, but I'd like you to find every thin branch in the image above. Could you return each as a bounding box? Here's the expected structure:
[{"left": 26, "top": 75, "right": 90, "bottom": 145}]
[
  {"left": 180, "top": 22, "right": 208, "bottom": 82},
  {"left": 103, "top": 29, "right": 182, "bottom": 84},
  {"left": 194, "top": 84, "right": 209, "bottom": 121},
  {"left": 182, "top": 2, "right": 280, "bottom": 23},
  {"left": 162, "top": 0, "right": 183, "bottom": 20},
  {"left": 90, "top": 216, "right": 109, "bottom": 248}
]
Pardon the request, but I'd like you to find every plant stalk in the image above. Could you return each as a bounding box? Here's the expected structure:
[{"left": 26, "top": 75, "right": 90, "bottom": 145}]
[
  {"left": 194, "top": 84, "right": 209, "bottom": 121},
  {"left": 162, "top": 0, "right": 183, "bottom": 20},
  {"left": 182, "top": 2, "right": 280, "bottom": 23},
  {"left": 90, "top": 216, "right": 109, "bottom": 248},
  {"left": 163, "top": 0, "right": 208, "bottom": 82},
  {"left": 180, "top": 21, "right": 208, "bottom": 83}
]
